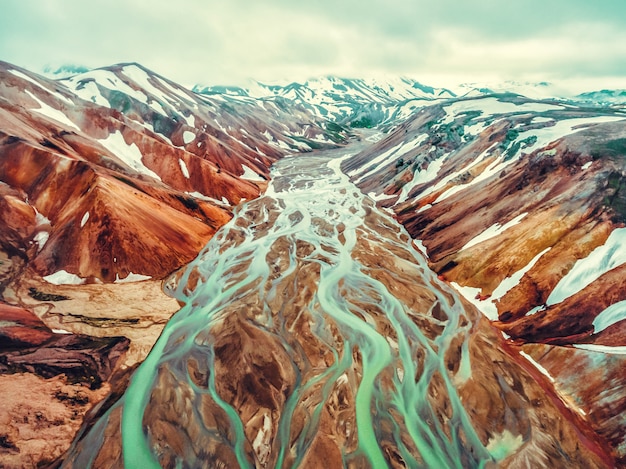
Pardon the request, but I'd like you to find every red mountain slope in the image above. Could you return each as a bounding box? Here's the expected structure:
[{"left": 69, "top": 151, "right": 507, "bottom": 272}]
[{"left": 343, "top": 94, "right": 626, "bottom": 463}]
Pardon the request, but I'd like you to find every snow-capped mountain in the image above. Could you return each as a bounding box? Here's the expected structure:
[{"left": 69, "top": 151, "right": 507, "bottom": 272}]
[
  {"left": 574, "top": 89, "right": 626, "bottom": 106},
  {"left": 452, "top": 81, "right": 626, "bottom": 109},
  {"left": 195, "top": 76, "right": 457, "bottom": 129},
  {"left": 62, "top": 62, "right": 348, "bottom": 155},
  {"left": 344, "top": 93, "right": 626, "bottom": 328},
  {"left": 195, "top": 76, "right": 626, "bottom": 129},
  {"left": 450, "top": 80, "right": 560, "bottom": 99},
  {"left": 41, "top": 63, "right": 90, "bottom": 79}
]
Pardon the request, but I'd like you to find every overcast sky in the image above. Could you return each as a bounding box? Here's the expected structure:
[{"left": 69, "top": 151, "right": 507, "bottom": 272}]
[{"left": 2, "top": 0, "right": 626, "bottom": 92}]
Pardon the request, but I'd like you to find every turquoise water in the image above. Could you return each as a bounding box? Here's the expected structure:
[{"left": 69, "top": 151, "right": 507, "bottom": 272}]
[{"left": 115, "top": 147, "right": 494, "bottom": 468}]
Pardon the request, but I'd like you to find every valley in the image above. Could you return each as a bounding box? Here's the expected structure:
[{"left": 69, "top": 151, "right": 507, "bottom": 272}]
[
  {"left": 0, "top": 60, "right": 625, "bottom": 468},
  {"left": 60, "top": 143, "right": 609, "bottom": 468}
]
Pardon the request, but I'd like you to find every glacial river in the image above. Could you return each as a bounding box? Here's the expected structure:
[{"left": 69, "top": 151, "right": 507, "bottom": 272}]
[{"left": 68, "top": 143, "right": 508, "bottom": 468}]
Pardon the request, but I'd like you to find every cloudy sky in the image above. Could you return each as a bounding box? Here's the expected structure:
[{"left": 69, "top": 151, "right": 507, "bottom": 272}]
[{"left": 2, "top": 0, "right": 626, "bottom": 92}]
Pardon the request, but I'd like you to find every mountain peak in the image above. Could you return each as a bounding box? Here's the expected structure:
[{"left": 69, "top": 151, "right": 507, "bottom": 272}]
[{"left": 41, "top": 63, "right": 90, "bottom": 79}]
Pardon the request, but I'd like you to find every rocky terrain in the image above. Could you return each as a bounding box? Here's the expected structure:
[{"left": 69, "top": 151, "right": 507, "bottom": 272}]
[
  {"left": 342, "top": 94, "right": 626, "bottom": 465},
  {"left": 1, "top": 61, "right": 625, "bottom": 467}
]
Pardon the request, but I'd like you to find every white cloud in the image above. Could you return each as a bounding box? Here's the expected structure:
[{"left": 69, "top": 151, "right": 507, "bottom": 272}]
[{"left": 1, "top": 0, "right": 625, "bottom": 91}]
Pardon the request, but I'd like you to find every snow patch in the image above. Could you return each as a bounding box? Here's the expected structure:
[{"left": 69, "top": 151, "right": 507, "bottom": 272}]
[
  {"left": 519, "top": 351, "right": 555, "bottom": 382},
  {"left": 179, "top": 159, "right": 190, "bottom": 178},
  {"left": 70, "top": 79, "right": 109, "bottom": 107},
  {"left": 114, "top": 272, "right": 152, "bottom": 283},
  {"left": 10, "top": 69, "right": 73, "bottom": 104},
  {"left": 241, "top": 164, "right": 264, "bottom": 181},
  {"left": 276, "top": 138, "right": 292, "bottom": 150},
  {"left": 43, "top": 270, "right": 86, "bottom": 285},
  {"left": 365, "top": 132, "right": 383, "bottom": 142},
  {"left": 155, "top": 76, "right": 195, "bottom": 103},
  {"left": 182, "top": 113, "right": 195, "bottom": 127},
  {"left": 463, "top": 120, "right": 490, "bottom": 137},
  {"left": 24, "top": 90, "right": 80, "bottom": 131},
  {"left": 415, "top": 144, "right": 497, "bottom": 203},
  {"left": 68, "top": 69, "right": 148, "bottom": 106},
  {"left": 185, "top": 191, "right": 228, "bottom": 206},
  {"left": 120, "top": 64, "right": 168, "bottom": 114},
  {"left": 80, "top": 211, "right": 89, "bottom": 227},
  {"left": 532, "top": 116, "right": 554, "bottom": 124},
  {"left": 461, "top": 213, "right": 528, "bottom": 251},
  {"left": 574, "top": 344, "right": 626, "bottom": 355},
  {"left": 354, "top": 134, "right": 429, "bottom": 183},
  {"left": 350, "top": 141, "right": 403, "bottom": 179},
  {"left": 455, "top": 248, "right": 551, "bottom": 321},
  {"left": 593, "top": 300, "right": 626, "bottom": 334},
  {"left": 547, "top": 227, "right": 626, "bottom": 306},
  {"left": 367, "top": 191, "right": 396, "bottom": 202},
  {"left": 433, "top": 146, "right": 516, "bottom": 204},
  {"left": 99, "top": 131, "right": 162, "bottom": 181},
  {"left": 35, "top": 210, "right": 50, "bottom": 226},
  {"left": 183, "top": 131, "right": 195, "bottom": 144},
  {"left": 142, "top": 121, "right": 173, "bottom": 146},
  {"left": 397, "top": 156, "right": 445, "bottom": 204},
  {"left": 450, "top": 282, "right": 498, "bottom": 320},
  {"left": 442, "top": 97, "right": 562, "bottom": 126},
  {"left": 33, "top": 231, "right": 49, "bottom": 252},
  {"left": 581, "top": 161, "right": 593, "bottom": 170},
  {"left": 491, "top": 248, "right": 551, "bottom": 300},
  {"left": 522, "top": 115, "right": 625, "bottom": 151}
]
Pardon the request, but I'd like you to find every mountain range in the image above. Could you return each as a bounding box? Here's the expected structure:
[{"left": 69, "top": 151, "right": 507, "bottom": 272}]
[{"left": 1, "top": 60, "right": 625, "bottom": 468}]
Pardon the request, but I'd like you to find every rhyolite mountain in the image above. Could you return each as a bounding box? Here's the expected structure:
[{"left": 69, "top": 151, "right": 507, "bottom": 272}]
[
  {"left": 341, "top": 93, "right": 626, "bottom": 465},
  {"left": 1, "top": 61, "right": 347, "bottom": 284},
  {"left": 0, "top": 60, "right": 625, "bottom": 468},
  {"left": 0, "top": 60, "right": 348, "bottom": 466}
]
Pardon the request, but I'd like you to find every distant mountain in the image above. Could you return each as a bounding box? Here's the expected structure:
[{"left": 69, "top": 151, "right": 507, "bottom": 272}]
[
  {"left": 574, "top": 89, "right": 626, "bottom": 105},
  {"left": 451, "top": 80, "right": 557, "bottom": 99},
  {"left": 41, "top": 63, "right": 90, "bottom": 79},
  {"left": 452, "top": 82, "right": 626, "bottom": 107},
  {"left": 195, "top": 76, "right": 457, "bottom": 129},
  {"left": 195, "top": 76, "right": 626, "bottom": 128}
]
